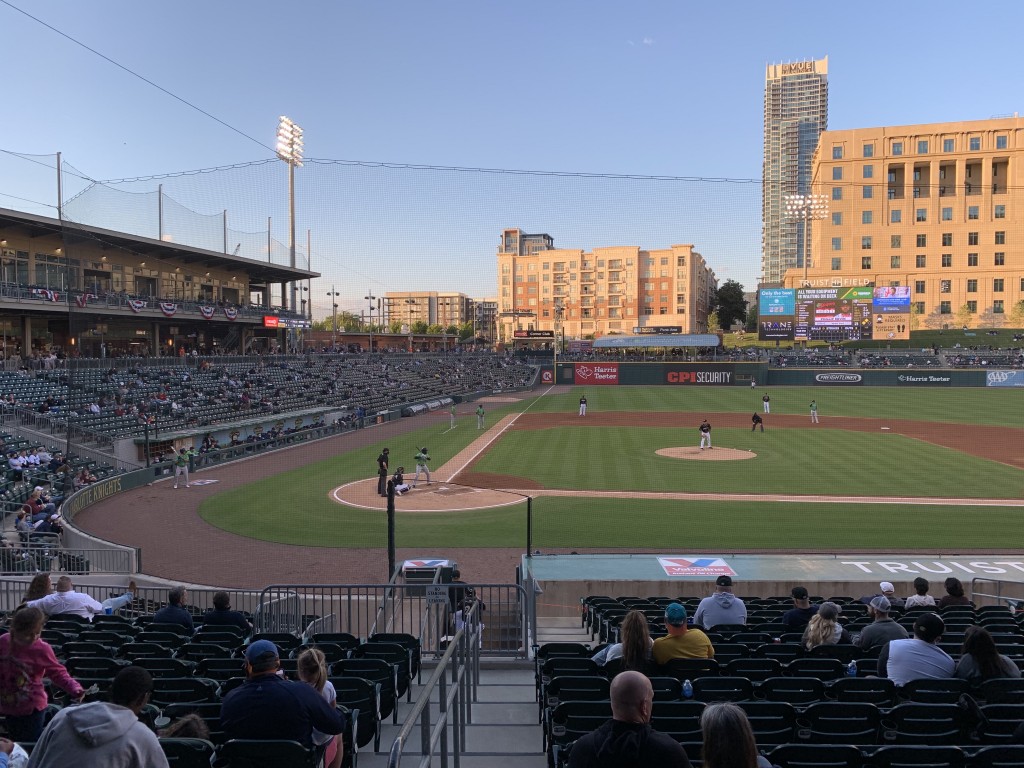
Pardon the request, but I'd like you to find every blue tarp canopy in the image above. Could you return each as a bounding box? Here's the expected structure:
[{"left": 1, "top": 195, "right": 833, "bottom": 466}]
[{"left": 592, "top": 334, "right": 720, "bottom": 348}]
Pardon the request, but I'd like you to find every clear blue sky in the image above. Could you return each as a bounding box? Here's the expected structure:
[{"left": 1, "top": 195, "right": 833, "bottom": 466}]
[{"left": 2, "top": 1, "right": 1021, "bottom": 317}]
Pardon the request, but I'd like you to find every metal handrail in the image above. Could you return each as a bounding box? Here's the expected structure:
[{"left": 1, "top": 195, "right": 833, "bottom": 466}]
[
  {"left": 386, "top": 600, "right": 480, "bottom": 768},
  {"left": 970, "top": 577, "right": 1024, "bottom": 609}
]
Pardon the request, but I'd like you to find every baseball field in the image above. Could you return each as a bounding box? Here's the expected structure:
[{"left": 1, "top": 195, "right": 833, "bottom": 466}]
[{"left": 197, "top": 385, "right": 1024, "bottom": 553}]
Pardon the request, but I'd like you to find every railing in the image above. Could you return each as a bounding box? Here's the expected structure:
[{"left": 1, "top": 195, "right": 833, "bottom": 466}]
[
  {"left": 970, "top": 577, "right": 1024, "bottom": 610},
  {"left": 387, "top": 599, "right": 482, "bottom": 768},
  {"left": 0, "top": 545, "right": 134, "bottom": 576}
]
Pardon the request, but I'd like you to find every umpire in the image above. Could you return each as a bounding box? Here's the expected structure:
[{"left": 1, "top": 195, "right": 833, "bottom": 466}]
[{"left": 377, "top": 448, "right": 390, "bottom": 497}]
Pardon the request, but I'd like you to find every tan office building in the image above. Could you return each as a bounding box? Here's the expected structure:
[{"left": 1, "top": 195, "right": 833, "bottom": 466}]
[
  {"left": 784, "top": 116, "right": 1024, "bottom": 328},
  {"left": 384, "top": 291, "right": 473, "bottom": 329},
  {"left": 497, "top": 228, "right": 718, "bottom": 343}
]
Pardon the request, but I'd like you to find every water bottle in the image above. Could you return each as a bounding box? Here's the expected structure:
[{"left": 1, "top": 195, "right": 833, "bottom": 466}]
[
  {"left": 847, "top": 660, "right": 858, "bottom": 678},
  {"left": 682, "top": 679, "right": 694, "bottom": 699}
]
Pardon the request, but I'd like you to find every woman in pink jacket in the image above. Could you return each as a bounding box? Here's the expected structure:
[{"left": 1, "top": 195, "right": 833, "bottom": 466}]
[{"left": 0, "top": 607, "right": 85, "bottom": 741}]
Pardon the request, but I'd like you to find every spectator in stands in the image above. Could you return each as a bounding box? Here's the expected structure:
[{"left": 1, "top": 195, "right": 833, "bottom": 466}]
[
  {"left": 693, "top": 575, "right": 746, "bottom": 630},
  {"left": 158, "top": 713, "right": 210, "bottom": 739},
  {"left": 297, "top": 648, "right": 342, "bottom": 768},
  {"left": 652, "top": 602, "right": 714, "bottom": 663},
  {"left": 220, "top": 640, "right": 345, "bottom": 749},
  {"left": 860, "top": 581, "right": 904, "bottom": 609},
  {"left": 801, "top": 602, "right": 851, "bottom": 650},
  {"left": 954, "top": 625, "right": 1022, "bottom": 684},
  {"left": 877, "top": 612, "right": 955, "bottom": 686},
  {"left": 0, "top": 607, "right": 85, "bottom": 741},
  {"left": 592, "top": 610, "right": 654, "bottom": 673},
  {"left": 567, "top": 670, "right": 690, "bottom": 768},
  {"left": 199, "top": 591, "right": 252, "bottom": 633},
  {"left": 937, "top": 577, "right": 973, "bottom": 608},
  {"left": 700, "top": 702, "right": 773, "bottom": 768},
  {"left": 904, "top": 577, "right": 936, "bottom": 609},
  {"left": 153, "top": 585, "right": 194, "bottom": 632},
  {"left": 21, "top": 573, "right": 52, "bottom": 604},
  {"left": 26, "top": 576, "right": 136, "bottom": 621},
  {"left": 781, "top": 586, "right": 818, "bottom": 630},
  {"left": 27, "top": 665, "right": 169, "bottom": 768},
  {"left": 852, "top": 596, "right": 908, "bottom": 650},
  {"left": 73, "top": 467, "right": 97, "bottom": 489}
]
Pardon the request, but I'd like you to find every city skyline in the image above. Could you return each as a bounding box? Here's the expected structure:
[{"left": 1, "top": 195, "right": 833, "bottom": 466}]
[{"left": 2, "top": 2, "right": 1022, "bottom": 317}]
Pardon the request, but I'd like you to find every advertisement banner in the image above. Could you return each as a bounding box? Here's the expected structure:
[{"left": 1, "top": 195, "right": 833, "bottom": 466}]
[
  {"left": 813, "top": 372, "right": 864, "bottom": 385},
  {"left": 666, "top": 369, "right": 735, "bottom": 385},
  {"left": 894, "top": 373, "right": 953, "bottom": 386},
  {"left": 986, "top": 370, "right": 1024, "bottom": 388},
  {"left": 574, "top": 363, "right": 619, "bottom": 385},
  {"left": 540, "top": 369, "right": 554, "bottom": 384},
  {"left": 658, "top": 557, "right": 736, "bottom": 577}
]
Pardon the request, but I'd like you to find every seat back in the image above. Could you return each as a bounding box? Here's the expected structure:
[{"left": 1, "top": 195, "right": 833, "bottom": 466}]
[
  {"left": 737, "top": 701, "right": 797, "bottom": 745},
  {"left": 159, "top": 737, "right": 217, "bottom": 768},
  {"left": 870, "top": 745, "right": 966, "bottom": 768},
  {"left": 797, "top": 701, "right": 880, "bottom": 744},
  {"left": 767, "top": 743, "right": 863, "bottom": 768},
  {"left": 692, "top": 676, "right": 755, "bottom": 703},
  {"left": 217, "top": 739, "right": 318, "bottom": 768},
  {"left": 828, "top": 676, "right": 897, "bottom": 706}
]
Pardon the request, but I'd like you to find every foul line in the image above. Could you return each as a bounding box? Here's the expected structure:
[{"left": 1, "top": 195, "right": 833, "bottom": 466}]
[{"left": 443, "top": 385, "right": 557, "bottom": 482}]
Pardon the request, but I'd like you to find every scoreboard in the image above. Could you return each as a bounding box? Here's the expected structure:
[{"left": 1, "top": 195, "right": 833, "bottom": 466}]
[{"left": 758, "top": 285, "right": 910, "bottom": 342}]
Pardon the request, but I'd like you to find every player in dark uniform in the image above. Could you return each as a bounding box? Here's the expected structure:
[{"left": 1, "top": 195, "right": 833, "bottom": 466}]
[
  {"left": 752, "top": 413, "right": 764, "bottom": 432},
  {"left": 699, "top": 419, "right": 712, "bottom": 450},
  {"left": 578, "top": 395, "right": 587, "bottom": 416},
  {"left": 376, "top": 448, "right": 389, "bottom": 496}
]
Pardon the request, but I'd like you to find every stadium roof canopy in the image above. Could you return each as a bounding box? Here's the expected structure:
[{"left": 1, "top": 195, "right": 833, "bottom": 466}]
[{"left": 592, "top": 334, "right": 720, "bottom": 348}]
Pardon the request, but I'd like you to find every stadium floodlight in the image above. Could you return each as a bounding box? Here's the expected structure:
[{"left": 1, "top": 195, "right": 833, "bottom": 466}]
[
  {"left": 365, "top": 291, "right": 377, "bottom": 352},
  {"left": 784, "top": 193, "right": 830, "bottom": 282},
  {"left": 327, "top": 287, "right": 342, "bottom": 349},
  {"left": 276, "top": 116, "right": 304, "bottom": 324}
]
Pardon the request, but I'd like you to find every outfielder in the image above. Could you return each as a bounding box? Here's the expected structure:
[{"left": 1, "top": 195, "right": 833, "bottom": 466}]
[
  {"left": 413, "top": 446, "right": 431, "bottom": 486},
  {"left": 810, "top": 400, "right": 819, "bottom": 423},
  {"left": 762, "top": 393, "right": 770, "bottom": 413},
  {"left": 578, "top": 394, "right": 587, "bottom": 416},
  {"left": 699, "top": 419, "right": 712, "bottom": 450},
  {"left": 476, "top": 404, "right": 485, "bottom": 430}
]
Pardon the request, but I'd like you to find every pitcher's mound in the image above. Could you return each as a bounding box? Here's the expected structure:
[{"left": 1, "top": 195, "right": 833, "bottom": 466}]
[{"left": 656, "top": 447, "right": 756, "bottom": 461}]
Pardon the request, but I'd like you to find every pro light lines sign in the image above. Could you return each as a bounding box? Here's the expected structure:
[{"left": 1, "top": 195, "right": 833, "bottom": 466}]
[
  {"left": 658, "top": 557, "right": 736, "bottom": 577},
  {"left": 574, "top": 363, "right": 619, "bottom": 385}
]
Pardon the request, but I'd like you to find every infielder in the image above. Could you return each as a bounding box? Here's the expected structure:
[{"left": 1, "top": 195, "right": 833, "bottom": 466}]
[
  {"left": 810, "top": 400, "right": 819, "bottom": 423},
  {"left": 762, "top": 393, "right": 770, "bottom": 413},
  {"left": 578, "top": 394, "right": 587, "bottom": 416},
  {"left": 449, "top": 403, "right": 456, "bottom": 429},
  {"left": 699, "top": 419, "right": 712, "bottom": 450},
  {"left": 171, "top": 446, "right": 192, "bottom": 489},
  {"left": 476, "top": 404, "right": 485, "bottom": 430},
  {"left": 413, "top": 446, "right": 431, "bottom": 486}
]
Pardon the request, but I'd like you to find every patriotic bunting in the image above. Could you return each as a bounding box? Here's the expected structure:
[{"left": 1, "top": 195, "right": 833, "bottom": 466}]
[
  {"left": 160, "top": 302, "right": 178, "bottom": 317},
  {"left": 199, "top": 305, "right": 216, "bottom": 319},
  {"left": 127, "top": 299, "right": 148, "bottom": 312},
  {"left": 75, "top": 293, "right": 97, "bottom": 308},
  {"left": 223, "top": 307, "right": 238, "bottom": 320}
]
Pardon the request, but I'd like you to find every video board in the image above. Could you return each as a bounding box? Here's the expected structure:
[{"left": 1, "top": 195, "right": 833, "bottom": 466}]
[{"left": 758, "top": 285, "right": 910, "bottom": 342}]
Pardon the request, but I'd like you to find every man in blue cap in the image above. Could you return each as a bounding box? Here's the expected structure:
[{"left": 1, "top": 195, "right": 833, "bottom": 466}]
[
  {"left": 220, "top": 639, "right": 345, "bottom": 749},
  {"left": 652, "top": 602, "right": 714, "bottom": 664}
]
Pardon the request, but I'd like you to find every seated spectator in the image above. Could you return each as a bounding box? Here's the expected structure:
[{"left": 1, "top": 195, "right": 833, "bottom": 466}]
[
  {"left": 904, "top": 577, "right": 936, "bottom": 609},
  {"left": 158, "top": 713, "right": 210, "bottom": 740},
  {"left": 27, "top": 665, "right": 169, "bottom": 767},
  {"left": 860, "top": 581, "right": 904, "bottom": 609},
  {"left": 21, "top": 573, "right": 52, "bottom": 604},
  {"left": 220, "top": 640, "right": 345, "bottom": 749},
  {"left": 25, "top": 576, "right": 136, "bottom": 621},
  {"left": 700, "top": 702, "right": 773, "bottom": 768},
  {"left": 199, "top": 591, "right": 252, "bottom": 633},
  {"left": 73, "top": 468, "right": 97, "bottom": 489},
  {"left": 781, "top": 586, "right": 818, "bottom": 631},
  {"left": 567, "top": 670, "right": 690, "bottom": 768},
  {"left": 954, "top": 625, "right": 1022, "bottom": 684},
  {"left": 801, "top": 602, "right": 851, "bottom": 650},
  {"left": 592, "top": 610, "right": 654, "bottom": 673},
  {"left": 853, "top": 596, "right": 908, "bottom": 650},
  {"left": 878, "top": 612, "right": 955, "bottom": 686},
  {"left": 153, "top": 586, "right": 194, "bottom": 632},
  {"left": 652, "top": 602, "right": 714, "bottom": 663},
  {"left": 937, "top": 577, "right": 973, "bottom": 609},
  {"left": 0, "top": 607, "right": 85, "bottom": 741},
  {"left": 693, "top": 576, "right": 746, "bottom": 630}
]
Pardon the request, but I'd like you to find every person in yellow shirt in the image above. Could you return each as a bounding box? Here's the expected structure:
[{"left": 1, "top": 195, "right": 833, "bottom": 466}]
[{"left": 652, "top": 602, "right": 715, "bottom": 664}]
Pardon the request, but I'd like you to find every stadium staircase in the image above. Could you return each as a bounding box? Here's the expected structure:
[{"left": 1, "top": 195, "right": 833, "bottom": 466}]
[{"left": 362, "top": 661, "right": 546, "bottom": 768}]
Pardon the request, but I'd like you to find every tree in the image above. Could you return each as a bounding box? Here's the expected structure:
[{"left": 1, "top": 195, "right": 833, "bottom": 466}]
[
  {"left": 706, "top": 310, "right": 722, "bottom": 334},
  {"left": 910, "top": 303, "right": 923, "bottom": 331},
  {"left": 923, "top": 307, "right": 946, "bottom": 330},
  {"left": 979, "top": 306, "right": 1005, "bottom": 329},
  {"left": 411, "top": 321, "right": 429, "bottom": 334},
  {"left": 458, "top": 321, "right": 474, "bottom": 340},
  {"left": 715, "top": 280, "right": 747, "bottom": 329},
  {"left": 955, "top": 303, "right": 973, "bottom": 329},
  {"left": 1009, "top": 300, "right": 1024, "bottom": 329},
  {"left": 745, "top": 303, "right": 759, "bottom": 333}
]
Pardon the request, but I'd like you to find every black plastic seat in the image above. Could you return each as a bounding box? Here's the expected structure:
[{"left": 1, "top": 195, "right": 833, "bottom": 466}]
[
  {"left": 870, "top": 745, "right": 966, "bottom": 768},
  {"left": 217, "top": 739, "right": 318, "bottom": 768},
  {"left": 725, "top": 657, "right": 782, "bottom": 682},
  {"left": 797, "top": 701, "right": 880, "bottom": 744},
  {"left": 757, "top": 676, "right": 826, "bottom": 705},
  {"left": 737, "top": 700, "right": 797, "bottom": 745},
  {"left": 692, "top": 676, "right": 755, "bottom": 703},
  {"left": 159, "top": 737, "right": 216, "bottom": 768},
  {"left": 899, "top": 676, "right": 968, "bottom": 704},
  {"left": 767, "top": 743, "right": 863, "bottom": 768},
  {"left": 331, "top": 675, "right": 381, "bottom": 752},
  {"left": 649, "top": 700, "right": 705, "bottom": 742},
  {"left": 881, "top": 702, "right": 963, "bottom": 745},
  {"left": 662, "top": 657, "right": 719, "bottom": 681},
  {"left": 828, "top": 675, "right": 897, "bottom": 706}
]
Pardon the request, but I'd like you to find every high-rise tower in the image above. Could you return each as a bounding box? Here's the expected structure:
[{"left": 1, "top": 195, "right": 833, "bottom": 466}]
[{"left": 762, "top": 57, "right": 829, "bottom": 284}]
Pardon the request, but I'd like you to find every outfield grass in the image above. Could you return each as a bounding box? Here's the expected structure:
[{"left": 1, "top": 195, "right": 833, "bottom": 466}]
[{"left": 199, "top": 386, "right": 1024, "bottom": 550}]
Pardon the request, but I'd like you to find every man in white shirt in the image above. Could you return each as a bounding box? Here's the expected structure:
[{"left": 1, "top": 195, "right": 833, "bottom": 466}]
[
  {"left": 27, "top": 576, "right": 137, "bottom": 621},
  {"left": 878, "top": 612, "right": 955, "bottom": 686}
]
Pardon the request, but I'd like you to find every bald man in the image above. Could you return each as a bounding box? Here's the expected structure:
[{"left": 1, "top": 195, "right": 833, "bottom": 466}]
[{"left": 567, "top": 671, "right": 690, "bottom": 767}]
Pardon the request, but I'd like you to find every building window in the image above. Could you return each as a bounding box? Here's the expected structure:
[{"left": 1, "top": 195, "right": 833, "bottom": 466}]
[
  {"left": 994, "top": 300, "right": 1005, "bottom": 313},
  {"left": 917, "top": 234, "right": 927, "bottom": 247},
  {"left": 916, "top": 208, "right": 927, "bottom": 222},
  {"left": 831, "top": 237, "right": 842, "bottom": 251},
  {"left": 942, "top": 254, "right": 952, "bottom": 267},
  {"left": 939, "top": 233, "right": 951, "bottom": 247},
  {"left": 968, "top": 232, "right": 979, "bottom": 245},
  {"left": 891, "top": 235, "right": 902, "bottom": 248},
  {"left": 863, "top": 186, "right": 873, "bottom": 199},
  {"left": 893, "top": 141, "right": 903, "bottom": 155},
  {"left": 916, "top": 255, "right": 926, "bottom": 268},
  {"left": 913, "top": 186, "right": 922, "bottom": 198},
  {"left": 832, "top": 146, "right": 843, "bottom": 159},
  {"left": 995, "top": 231, "right": 1005, "bottom": 244},
  {"left": 940, "top": 301, "right": 951, "bottom": 314},
  {"left": 968, "top": 253, "right": 979, "bottom": 266},
  {"left": 863, "top": 144, "right": 874, "bottom": 158},
  {"left": 967, "top": 280, "right": 978, "bottom": 293},
  {"left": 831, "top": 212, "right": 842, "bottom": 226},
  {"left": 968, "top": 206, "right": 979, "bottom": 220},
  {"left": 832, "top": 167, "right": 843, "bottom": 180},
  {"left": 914, "top": 302, "right": 925, "bottom": 315},
  {"left": 863, "top": 165, "right": 874, "bottom": 179},
  {"left": 940, "top": 280, "right": 951, "bottom": 293},
  {"left": 996, "top": 135, "right": 1008, "bottom": 150},
  {"left": 940, "top": 207, "right": 953, "bottom": 221},
  {"left": 915, "top": 281, "right": 926, "bottom": 294},
  {"left": 969, "top": 136, "right": 981, "bottom": 151},
  {"left": 967, "top": 300, "right": 977, "bottom": 313},
  {"left": 995, "top": 205, "right": 1005, "bottom": 219},
  {"left": 862, "top": 236, "right": 872, "bottom": 250},
  {"left": 831, "top": 257, "right": 842, "bottom": 271},
  {"left": 943, "top": 138, "right": 954, "bottom": 152},
  {"left": 862, "top": 256, "right": 872, "bottom": 269},
  {"left": 918, "top": 140, "right": 929, "bottom": 154},
  {"left": 832, "top": 187, "right": 843, "bottom": 200},
  {"left": 995, "top": 252, "right": 1005, "bottom": 266},
  {"left": 888, "top": 209, "right": 900, "bottom": 224},
  {"left": 890, "top": 255, "right": 901, "bottom": 268},
  {"left": 862, "top": 211, "right": 873, "bottom": 224}
]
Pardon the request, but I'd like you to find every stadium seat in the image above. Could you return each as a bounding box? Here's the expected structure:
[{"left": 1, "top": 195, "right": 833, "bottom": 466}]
[
  {"left": 786, "top": 657, "right": 846, "bottom": 681},
  {"left": 159, "top": 737, "right": 216, "bottom": 768},
  {"left": 869, "top": 745, "right": 966, "bottom": 768},
  {"left": 979, "top": 703, "right": 1024, "bottom": 744},
  {"left": 330, "top": 676, "right": 381, "bottom": 752},
  {"left": 217, "top": 739, "right": 319, "bottom": 768},
  {"left": 332, "top": 659, "right": 398, "bottom": 724},
  {"left": 768, "top": 743, "right": 863, "bottom": 768},
  {"left": 662, "top": 657, "right": 720, "bottom": 680},
  {"left": 546, "top": 700, "right": 611, "bottom": 757},
  {"left": 725, "top": 657, "right": 783, "bottom": 682},
  {"left": 899, "top": 677, "right": 968, "bottom": 704},
  {"left": 692, "top": 676, "right": 755, "bottom": 703},
  {"left": 828, "top": 676, "right": 898, "bottom": 706},
  {"left": 880, "top": 702, "right": 963, "bottom": 745},
  {"left": 757, "top": 676, "right": 827, "bottom": 705},
  {"left": 737, "top": 700, "right": 797, "bottom": 745},
  {"left": 797, "top": 701, "right": 881, "bottom": 744},
  {"left": 976, "top": 678, "right": 1024, "bottom": 704},
  {"left": 649, "top": 700, "right": 705, "bottom": 742},
  {"left": 969, "top": 745, "right": 1024, "bottom": 768}
]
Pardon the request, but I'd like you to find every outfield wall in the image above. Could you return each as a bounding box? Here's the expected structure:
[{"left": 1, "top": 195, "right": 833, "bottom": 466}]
[{"left": 551, "top": 362, "right": 997, "bottom": 387}]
